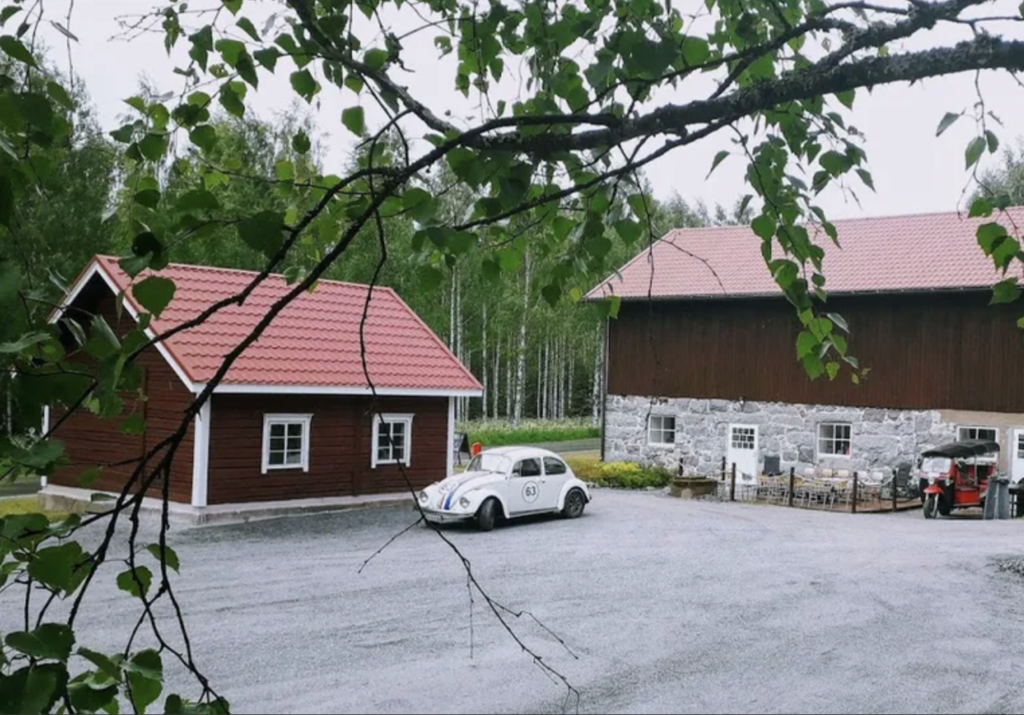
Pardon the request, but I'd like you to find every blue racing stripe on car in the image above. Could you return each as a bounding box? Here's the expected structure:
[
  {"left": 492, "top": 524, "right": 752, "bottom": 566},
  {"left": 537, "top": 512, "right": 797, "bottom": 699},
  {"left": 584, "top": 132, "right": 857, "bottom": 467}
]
[{"left": 444, "top": 489, "right": 455, "bottom": 510}]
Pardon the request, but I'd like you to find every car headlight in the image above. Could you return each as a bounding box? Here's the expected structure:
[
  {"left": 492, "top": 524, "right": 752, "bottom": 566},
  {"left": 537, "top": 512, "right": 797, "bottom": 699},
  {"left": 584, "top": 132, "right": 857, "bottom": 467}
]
[
  {"left": 928, "top": 476, "right": 936, "bottom": 485},
  {"left": 418, "top": 491, "right": 429, "bottom": 503},
  {"left": 459, "top": 496, "right": 471, "bottom": 509}
]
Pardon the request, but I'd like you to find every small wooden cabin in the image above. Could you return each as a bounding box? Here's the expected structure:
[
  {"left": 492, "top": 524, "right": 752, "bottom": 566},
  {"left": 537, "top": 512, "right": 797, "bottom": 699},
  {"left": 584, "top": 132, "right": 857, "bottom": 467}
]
[{"left": 46, "top": 256, "right": 482, "bottom": 507}]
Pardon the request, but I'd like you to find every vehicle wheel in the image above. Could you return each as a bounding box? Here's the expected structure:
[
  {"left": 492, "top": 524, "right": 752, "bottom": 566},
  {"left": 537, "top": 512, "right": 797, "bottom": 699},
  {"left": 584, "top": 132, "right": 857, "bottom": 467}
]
[
  {"left": 562, "top": 489, "right": 586, "bottom": 519},
  {"left": 924, "top": 494, "right": 938, "bottom": 519},
  {"left": 476, "top": 499, "right": 499, "bottom": 532}
]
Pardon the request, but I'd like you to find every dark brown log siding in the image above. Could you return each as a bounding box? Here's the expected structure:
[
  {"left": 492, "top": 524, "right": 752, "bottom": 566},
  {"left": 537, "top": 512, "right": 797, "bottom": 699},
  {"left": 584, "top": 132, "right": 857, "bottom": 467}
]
[
  {"left": 206, "top": 394, "right": 447, "bottom": 504},
  {"left": 50, "top": 276, "right": 194, "bottom": 502},
  {"left": 607, "top": 292, "right": 1024, "bottom": 413}
]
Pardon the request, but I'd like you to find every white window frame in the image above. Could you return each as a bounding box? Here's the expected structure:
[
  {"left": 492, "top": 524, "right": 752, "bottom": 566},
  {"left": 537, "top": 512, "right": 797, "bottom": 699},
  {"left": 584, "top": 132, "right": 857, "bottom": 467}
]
[
  {"left": 261, "top": 413, "right": 313, "bottom": 474},
  {"left": 957, "top": 425, "right": 999, "bottom": 463},
  {"left": 817, "top": 422, "right": 852, "bottom": 458},
  {"left": 647, "top": 414, "right": 676, "bottom": 447},
  {"left": 371, "top": 413, "right": 414, "bottom": 468}
]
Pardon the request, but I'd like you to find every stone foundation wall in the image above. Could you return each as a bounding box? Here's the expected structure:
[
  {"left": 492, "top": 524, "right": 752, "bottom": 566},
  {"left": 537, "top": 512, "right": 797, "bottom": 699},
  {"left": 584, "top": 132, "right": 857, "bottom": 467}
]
[{"left": 604, "top": 395, "right": 959, "bottom": 476}]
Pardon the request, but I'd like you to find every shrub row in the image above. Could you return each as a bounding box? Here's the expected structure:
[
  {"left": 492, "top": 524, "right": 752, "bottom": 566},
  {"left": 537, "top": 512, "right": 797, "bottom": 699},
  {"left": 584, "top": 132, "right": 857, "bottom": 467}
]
[
  {"left": 566, "top": 459, "right": 674, "bottom": 489},
  {"left": 458, "top": 418, "right": 599, "bottom": 448}
]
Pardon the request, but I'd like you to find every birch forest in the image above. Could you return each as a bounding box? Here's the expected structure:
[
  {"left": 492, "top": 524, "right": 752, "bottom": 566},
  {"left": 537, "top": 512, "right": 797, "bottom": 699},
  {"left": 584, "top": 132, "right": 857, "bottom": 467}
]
[{"left": 5, "top": 66, "right": 750, "bottom": 430}]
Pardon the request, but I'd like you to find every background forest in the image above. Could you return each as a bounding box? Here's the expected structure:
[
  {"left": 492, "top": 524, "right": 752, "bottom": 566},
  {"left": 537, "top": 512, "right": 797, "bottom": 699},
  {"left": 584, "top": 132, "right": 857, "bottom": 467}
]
[{"left": 7, "top": 51, "right": 758, "bottom": 432}]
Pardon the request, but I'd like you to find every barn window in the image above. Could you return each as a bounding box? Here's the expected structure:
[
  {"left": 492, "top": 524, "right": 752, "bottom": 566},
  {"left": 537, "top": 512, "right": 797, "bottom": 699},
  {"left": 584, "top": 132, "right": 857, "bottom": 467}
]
[
  {"left": 957, "top": 425, "right": 997, "bottom": 443},
  {"left": 372, "top": 414, "right": 414, "bottom": 468},
  {"left": 648, "top": 415, "right": 676, "bottom": 446},
  {"left": 957, "top": 426, "right": 998, "bottom": 463},
  {"left": 817, "top": 422, "right": 852, "bottom": 458},
  {"left": 262, "top": 414, "right": 312, "bottom": 474}
]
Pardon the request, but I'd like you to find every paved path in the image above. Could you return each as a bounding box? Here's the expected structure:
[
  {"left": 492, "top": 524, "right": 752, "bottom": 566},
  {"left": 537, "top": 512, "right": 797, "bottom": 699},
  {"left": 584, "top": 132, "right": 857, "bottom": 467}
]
[{"left": 22, "top": 493, "right": 1024, "bottom": 714}]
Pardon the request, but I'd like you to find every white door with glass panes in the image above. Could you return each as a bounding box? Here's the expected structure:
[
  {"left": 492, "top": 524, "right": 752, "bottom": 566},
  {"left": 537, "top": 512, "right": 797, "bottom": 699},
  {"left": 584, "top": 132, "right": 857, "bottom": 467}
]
[
  {"left": 727, "top": 424, "right": 758, "bottom": 484},
  {"left": 1012, "top": 429, "right": 1024, "bottom": 484}
]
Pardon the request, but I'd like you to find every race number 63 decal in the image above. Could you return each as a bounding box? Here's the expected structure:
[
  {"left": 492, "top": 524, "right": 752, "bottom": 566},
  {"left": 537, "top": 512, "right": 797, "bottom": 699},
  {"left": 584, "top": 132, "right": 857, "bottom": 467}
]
[{"left": 522, "top": 481, "right": 540, "bottom": 503}]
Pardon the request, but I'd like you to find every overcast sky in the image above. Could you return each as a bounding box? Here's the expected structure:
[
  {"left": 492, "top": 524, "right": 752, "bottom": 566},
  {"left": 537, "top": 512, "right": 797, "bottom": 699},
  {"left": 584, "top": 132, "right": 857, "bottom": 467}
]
[{"left": 45, "top": 1, "right": 1024, "bottom": 220}]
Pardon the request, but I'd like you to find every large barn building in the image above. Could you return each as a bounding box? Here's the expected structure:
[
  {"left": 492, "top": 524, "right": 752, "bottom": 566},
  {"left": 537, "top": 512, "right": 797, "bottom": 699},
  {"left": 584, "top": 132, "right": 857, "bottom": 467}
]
[{"left": 588, "top": 210, "right": 1024, "bottom": 483}]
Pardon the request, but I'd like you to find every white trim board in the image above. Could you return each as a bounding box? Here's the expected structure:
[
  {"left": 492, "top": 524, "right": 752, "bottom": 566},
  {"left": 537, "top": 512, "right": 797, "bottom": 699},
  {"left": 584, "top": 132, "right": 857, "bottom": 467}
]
[
  {"left": 446, "top": 397, "right": 455, "bottom": 479},
  {"left": 191, "top": 400, "right": 211, "bottom": 507},
  {"left": 200, "top": 383, "right": 483, "bottom": 398},
  {"left": 50, "top": 261, "right": 198, "bottom": 392}
]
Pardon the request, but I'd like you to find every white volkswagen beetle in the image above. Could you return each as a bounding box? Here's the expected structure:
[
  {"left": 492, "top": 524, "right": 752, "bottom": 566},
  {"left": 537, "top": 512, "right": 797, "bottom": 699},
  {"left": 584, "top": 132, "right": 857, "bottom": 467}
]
[{"left": 418, "top": 446, "right": 591, "bottom": 531}]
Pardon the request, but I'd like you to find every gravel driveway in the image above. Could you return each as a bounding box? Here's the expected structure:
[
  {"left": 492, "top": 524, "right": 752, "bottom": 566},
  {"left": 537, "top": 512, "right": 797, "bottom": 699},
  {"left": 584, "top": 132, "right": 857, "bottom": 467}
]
[{"left": 55, "top": 492, "right": 1024, "bottom": 714}]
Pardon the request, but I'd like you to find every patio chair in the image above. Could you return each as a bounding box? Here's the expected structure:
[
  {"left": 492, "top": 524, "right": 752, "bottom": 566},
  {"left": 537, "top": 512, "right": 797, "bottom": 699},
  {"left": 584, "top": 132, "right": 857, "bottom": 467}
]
[{"left": 831, "top": 479, "right": 850, "bottom": 510}]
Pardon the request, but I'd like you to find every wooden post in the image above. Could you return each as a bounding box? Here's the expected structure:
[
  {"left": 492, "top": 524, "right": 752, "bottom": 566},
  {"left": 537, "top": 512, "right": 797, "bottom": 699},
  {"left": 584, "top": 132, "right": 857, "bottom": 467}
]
[
  {"left": 729, "top": 462, "right": 737, "bottom": 502},
  {"left": 891, "top": 470, "right": 898, "bottom": 512},
  {"left": 721, "top": 455, "right": 727, "bottom": 481},
  {"left": 851, "top": 471, "right": 859, "bottom": 514},
  {"left": 787, "top": 466, "right": 795, "bottom": 507}
]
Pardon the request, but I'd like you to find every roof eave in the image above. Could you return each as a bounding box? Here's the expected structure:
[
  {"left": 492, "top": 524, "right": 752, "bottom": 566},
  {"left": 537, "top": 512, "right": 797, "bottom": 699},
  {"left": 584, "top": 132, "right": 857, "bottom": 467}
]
[
  {"left": 194, "top": 383, "right": 484, "bottom": 398},
  {"left": 584, "top": 284, "right": 1000, "bottom": 303}
]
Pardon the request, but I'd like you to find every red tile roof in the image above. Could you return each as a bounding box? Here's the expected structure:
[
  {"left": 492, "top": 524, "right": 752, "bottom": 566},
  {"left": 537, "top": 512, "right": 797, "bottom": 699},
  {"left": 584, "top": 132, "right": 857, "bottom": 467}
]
[
  {"left": 70, "top": 256, "right": 482, "bottom": 394},
  {"left": 587, "top": 209, "right": 1024, "bottom": 301}
]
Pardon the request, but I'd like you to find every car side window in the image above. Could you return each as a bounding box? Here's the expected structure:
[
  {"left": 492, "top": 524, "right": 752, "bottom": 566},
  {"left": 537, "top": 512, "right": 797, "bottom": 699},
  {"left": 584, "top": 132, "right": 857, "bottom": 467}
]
[
  {"left": 513, "top": 458, "right": 541, "bottom": 478},
  {"left": 543, "top": 457, "right": 567, "bottom": 475}
]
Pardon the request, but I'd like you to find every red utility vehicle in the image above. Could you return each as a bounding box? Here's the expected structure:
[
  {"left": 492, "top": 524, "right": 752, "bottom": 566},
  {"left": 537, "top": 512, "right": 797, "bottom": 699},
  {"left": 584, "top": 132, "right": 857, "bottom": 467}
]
[{"left": 919, "top": 439, "right": 1000, "bottom": 519}]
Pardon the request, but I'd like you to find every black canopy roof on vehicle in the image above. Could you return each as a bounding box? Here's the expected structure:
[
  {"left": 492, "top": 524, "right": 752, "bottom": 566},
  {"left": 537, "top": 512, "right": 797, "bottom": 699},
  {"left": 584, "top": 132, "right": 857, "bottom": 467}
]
[{"left": 921, "top": 439, "right": 1000, "bottom": 459}]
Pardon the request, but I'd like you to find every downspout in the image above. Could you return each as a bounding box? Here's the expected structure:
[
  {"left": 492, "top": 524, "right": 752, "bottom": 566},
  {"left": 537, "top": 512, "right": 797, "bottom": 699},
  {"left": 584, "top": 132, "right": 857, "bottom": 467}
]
[{"left": 600, "top": 317, "right": 609, "bottom": 463}]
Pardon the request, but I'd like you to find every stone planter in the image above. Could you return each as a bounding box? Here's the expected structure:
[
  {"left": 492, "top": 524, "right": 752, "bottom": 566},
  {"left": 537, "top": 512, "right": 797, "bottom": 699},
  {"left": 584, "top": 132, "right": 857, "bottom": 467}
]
[{"left": 669, "top": 477, "right": 719, "bottom": 499}]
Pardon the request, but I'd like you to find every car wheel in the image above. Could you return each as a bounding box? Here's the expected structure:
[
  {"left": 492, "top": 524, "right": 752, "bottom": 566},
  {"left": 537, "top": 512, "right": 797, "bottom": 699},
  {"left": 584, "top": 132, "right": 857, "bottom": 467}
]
[
  {"left": 924, "top": 494, "right": 938, "bottom": 519},
  {"left": 476, "top": 498, "right": 499, "bottom": 532},
  {"left": 562, "top": 489, "right": 586, "bottom": 519}
]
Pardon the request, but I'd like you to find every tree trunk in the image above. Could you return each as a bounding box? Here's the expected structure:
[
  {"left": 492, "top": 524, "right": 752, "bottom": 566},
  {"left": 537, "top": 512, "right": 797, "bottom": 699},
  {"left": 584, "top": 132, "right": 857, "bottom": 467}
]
[
  {"left": 556, "top": 337, "right": 563, "bottom": 419},
  {"left": 591, "top": 325, "right": 602, "bottom": 428},
  {"left": 455, "top": 267, "right": 463, "bottom": 422},
  {"left": 505, "top": 333, "right": 513, "bottom": 421},
  {"left": 540, "top": 338, "right": 547, "bottom": 420},
  {"left": 492, "top": 335, "right": 500, "bottom": 419},
  {"left": 513, "top": 254, "right": 529, "bottom": 425},
  {"left": 567, "top": 348, "right": 575, "bottom": 418},
  {"left": 536, "top": 341, "right": 542, "bottom": 418},
  {"left": 481, "top": 302, "right": 488, "bottom": 423}
]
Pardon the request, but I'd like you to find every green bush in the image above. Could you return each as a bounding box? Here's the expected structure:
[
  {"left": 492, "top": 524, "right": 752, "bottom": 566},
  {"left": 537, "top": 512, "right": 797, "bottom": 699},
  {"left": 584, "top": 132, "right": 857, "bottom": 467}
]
[
  {"left": 459, "top": 418, "right": 599, "bottom": 447},
  {"left": 566, "top": 458, "right": 673, "bottom": 489}
]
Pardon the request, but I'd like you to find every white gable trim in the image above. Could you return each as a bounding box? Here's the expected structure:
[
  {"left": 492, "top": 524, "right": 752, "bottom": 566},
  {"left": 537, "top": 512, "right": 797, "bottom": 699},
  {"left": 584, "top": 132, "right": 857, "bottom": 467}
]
[
  {"left": 198, "top": 383, "right": 483, "bottom": 398},
  {"left": 51, "top": 261, "right": 197, "bottom": 392}
]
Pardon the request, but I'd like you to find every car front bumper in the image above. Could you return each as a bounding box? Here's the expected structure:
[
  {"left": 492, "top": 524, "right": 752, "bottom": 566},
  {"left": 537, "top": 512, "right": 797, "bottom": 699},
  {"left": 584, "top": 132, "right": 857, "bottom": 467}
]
[{"left": 421, "top": 508, "right": 474, "bottom": 523}]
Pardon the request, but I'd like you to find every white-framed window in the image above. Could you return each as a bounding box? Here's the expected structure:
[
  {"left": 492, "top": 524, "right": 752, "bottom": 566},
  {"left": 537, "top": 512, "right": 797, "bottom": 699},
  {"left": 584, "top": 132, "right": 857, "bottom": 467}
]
[
  {"left": 817, "top": 422, "right": 852, "bottom": 458},
  {"left": 957, "top": 426, "right": 999, "bottom": 463},
  {"left": 648, "top": 415, "right": 676, "bottom": 446},
  {"left": 372, "top": 413, "right": 414, "bottom": 468},
  {"left": 957, "top": 425, "right": 998, "bottom": 443},
  {"left": 261, "top": 414, "right": 312, "bottom": 474}
]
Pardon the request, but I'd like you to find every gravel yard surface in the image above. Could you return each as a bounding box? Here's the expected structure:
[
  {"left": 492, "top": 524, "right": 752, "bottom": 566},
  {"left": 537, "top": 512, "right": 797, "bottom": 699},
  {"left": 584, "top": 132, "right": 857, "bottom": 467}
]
[{"left": 43, "top": 492, "right": 1024, "bottom": 714}]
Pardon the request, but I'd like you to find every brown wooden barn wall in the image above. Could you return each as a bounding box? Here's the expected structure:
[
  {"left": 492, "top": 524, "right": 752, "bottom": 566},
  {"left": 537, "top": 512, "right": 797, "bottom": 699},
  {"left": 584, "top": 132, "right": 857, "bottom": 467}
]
[
  {"left": 50, "top": 275, "right": 194, "bottom": 502},
  {"left": 206, "top": 394, "right": 447, "bottom": 504},
  {"left": 607, "top": 292, "right": 1024, "bottom": 413}
]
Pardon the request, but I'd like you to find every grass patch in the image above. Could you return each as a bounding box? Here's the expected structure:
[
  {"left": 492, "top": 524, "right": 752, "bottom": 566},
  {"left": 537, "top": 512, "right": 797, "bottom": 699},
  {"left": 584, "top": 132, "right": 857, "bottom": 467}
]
[
  {"left": 566, "top": 457, "right": 674, "bottom": 489},
  {"left": 459, "top": 418, "right": 599, "bottom": 447},
  {"left": 0, "top": 496, "right": 70, "bottom": 522}
]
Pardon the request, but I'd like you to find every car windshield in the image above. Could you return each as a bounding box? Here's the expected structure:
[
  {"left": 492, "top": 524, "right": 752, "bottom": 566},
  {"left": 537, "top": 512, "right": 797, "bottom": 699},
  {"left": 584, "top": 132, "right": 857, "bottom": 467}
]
[
  {"left": 921, "top": 457, "right": 952, "bottom": 474},
  {"left": 467, "top": 453, "right": 513, "bottom": 474}
]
